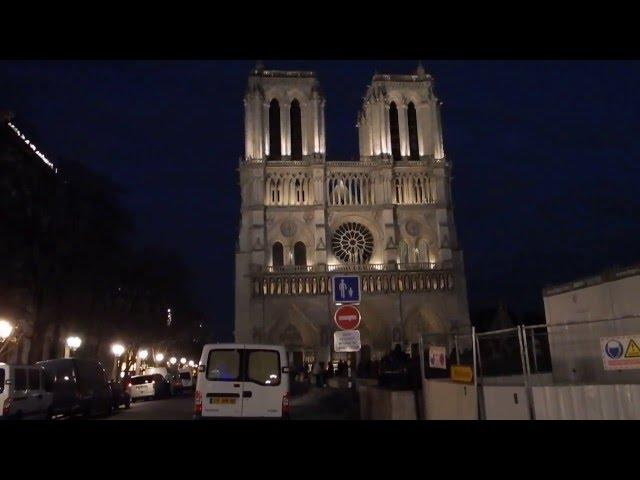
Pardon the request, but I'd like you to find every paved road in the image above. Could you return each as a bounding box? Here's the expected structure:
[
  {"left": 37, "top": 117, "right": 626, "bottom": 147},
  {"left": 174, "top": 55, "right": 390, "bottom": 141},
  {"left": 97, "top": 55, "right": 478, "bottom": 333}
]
[
  {"left": 102, "top": 386, "right": 357, "bottom": 420},
  {"left": 104, "top": 394, "right": 195, "bottom": 420}
]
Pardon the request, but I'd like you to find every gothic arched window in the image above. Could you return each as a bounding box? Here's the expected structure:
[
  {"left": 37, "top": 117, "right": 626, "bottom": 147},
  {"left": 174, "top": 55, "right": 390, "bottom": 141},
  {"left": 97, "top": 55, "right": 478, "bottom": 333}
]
[
  {"left": 398, "top": 239, "right": 409, "bottom": 265},
  {"left": 269, "top": 99, "right": 281, "bottom": 160},
  {"left": 290, "top": 99, "right": 302, "bottom": 160},
  {"left": 407, "top": 102, "right": 419, "bottom": 160},
  {"left": 272, "top": 242, "right": 284, "bottom": 267},
  {"left": 418, "top": 238, "right": 430, "bottom": 264},
  {"left": 389, "top": 102, "right": 401, "bottom": 161},
  {"left": 294, "top": 241, "right": 307, "bottom": 266}
]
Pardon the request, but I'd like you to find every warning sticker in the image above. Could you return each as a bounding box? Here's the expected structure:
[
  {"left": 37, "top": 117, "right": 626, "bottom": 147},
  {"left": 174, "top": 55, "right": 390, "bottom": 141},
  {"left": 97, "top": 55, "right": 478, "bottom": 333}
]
[
  {"left": 625, "top": 339, "right": 640, "bottom": 358},
  {"left": 601, "top": 335, "right": 640, "bottom": 370}
]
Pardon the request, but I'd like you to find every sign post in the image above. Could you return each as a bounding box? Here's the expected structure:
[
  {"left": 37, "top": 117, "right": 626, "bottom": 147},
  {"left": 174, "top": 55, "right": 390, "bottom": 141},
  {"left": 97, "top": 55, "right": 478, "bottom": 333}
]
[{"left": 332, "top": 275, "right": 361, "bottom": 391}]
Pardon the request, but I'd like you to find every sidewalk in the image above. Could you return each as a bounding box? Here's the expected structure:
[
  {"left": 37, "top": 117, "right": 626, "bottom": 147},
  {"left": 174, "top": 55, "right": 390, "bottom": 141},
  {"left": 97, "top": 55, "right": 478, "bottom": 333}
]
[{"left": 290, "top": 384, "right": 359, "bottom": 420}]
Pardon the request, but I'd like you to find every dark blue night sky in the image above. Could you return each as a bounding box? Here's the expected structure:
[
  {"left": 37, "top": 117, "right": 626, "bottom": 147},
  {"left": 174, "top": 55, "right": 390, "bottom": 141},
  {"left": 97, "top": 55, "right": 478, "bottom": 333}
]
[{"left": 2, "top": 60, "right": 640, "bottom": 339}]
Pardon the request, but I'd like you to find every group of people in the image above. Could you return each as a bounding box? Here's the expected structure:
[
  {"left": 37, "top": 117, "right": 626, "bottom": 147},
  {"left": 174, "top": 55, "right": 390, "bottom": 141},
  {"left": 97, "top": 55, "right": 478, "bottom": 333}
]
[{"left": 294, "top": 360, "right": 351, "bottom": 387}]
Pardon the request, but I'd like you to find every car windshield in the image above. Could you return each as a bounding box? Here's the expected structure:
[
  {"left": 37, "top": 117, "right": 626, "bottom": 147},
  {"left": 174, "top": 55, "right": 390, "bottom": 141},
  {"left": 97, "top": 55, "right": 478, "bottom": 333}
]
[{"left": 130, "top": 376, "right": 154, "bottom": 385}]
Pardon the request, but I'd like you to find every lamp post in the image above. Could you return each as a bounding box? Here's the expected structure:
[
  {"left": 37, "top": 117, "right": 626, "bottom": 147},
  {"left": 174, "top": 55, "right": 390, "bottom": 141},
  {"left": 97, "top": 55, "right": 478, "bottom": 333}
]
[
  {"left": 65, "top": 336, "right": 82, "bottom": 358},
  {"left": 180, "top": 357, "right": 187, "bottom": 367},
  {"left": 111, "top": 343, "right": 125, "bottom": 380},
  {"left": 155, "top": 353, "right": 164, "bottom": 364}
]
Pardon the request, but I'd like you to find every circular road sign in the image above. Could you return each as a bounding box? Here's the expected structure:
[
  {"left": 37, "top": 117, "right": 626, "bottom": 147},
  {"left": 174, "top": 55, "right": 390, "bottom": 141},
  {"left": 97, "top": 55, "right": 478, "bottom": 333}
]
[{"left": 334, "top": 305, "right": 361, "bottom": 330}]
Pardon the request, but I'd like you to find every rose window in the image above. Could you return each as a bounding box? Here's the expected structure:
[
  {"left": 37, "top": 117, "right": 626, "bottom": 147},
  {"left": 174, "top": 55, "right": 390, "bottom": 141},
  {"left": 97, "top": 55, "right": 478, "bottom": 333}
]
[{"left": 331, "top": 222, "right": 374, "bottom": 264}]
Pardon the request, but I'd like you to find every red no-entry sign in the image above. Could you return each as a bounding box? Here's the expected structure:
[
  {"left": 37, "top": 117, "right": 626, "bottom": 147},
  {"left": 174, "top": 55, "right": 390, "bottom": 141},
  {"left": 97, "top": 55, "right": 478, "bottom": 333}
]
[{"left": 334, "top": 305, "right": 361, "bottom": 330}]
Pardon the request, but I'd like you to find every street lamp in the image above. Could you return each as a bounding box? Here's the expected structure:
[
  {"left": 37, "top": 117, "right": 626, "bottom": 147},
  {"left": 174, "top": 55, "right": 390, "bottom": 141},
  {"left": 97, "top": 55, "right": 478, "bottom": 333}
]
[
  {"left": 65, "top": 336, "right": 82, "bottom": 358},
  {"left": 169, "top": 357, "right": 177, "bottom": 365},
  {"left": 0, "top": 319, "right": 14, "bottom": 341},
  {"left": 180, "top": 357, "right": 187, "bottom": 366},
  {"left": 155, "top": 353, "right": 164, "bottom": 363},
  {"left": 188, "top": 360, "right": 195, "bottom": 367},
  {"left": 111, "top": 343, "right": 125, "bottom": 380}
]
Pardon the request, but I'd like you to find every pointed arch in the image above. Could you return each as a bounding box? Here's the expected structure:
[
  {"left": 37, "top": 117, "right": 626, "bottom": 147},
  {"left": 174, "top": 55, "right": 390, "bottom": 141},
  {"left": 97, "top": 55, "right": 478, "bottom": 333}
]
[
  {"left": 272, "top": 242, "right": 284, "bottom": 267},
  {"left": 269, "top": 99, "right": 281, "bottom": 160},
  {"left": 294, "top": 241, "right": 307, "bottom": 266},
  {"left": 398, "top": 239, "right": 409, "bottom": 265},
  {"left": 417, "top": 238, "right": 430, "bottom": 264},
  {"left": 290, "top": 98, "right": 302, "bottom": 160},
  {"left": 407, "top": 102, "right": 419, "bottom": 160},
  {"left": 389, "top": 101, "right": 401, "bottom": 161}
]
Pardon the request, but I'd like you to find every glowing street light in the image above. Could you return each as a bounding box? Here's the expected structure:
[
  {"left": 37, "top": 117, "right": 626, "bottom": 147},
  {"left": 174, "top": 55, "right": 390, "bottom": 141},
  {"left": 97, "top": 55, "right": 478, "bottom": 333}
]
[
  {"left": 138, "top": 349, "right": 149, "bottom": 360},
  {"left": 0, "top": 319, "right": 14, "bottom": 341},
  {"left": 111, "top": 343, "right": 125, "bottom": 380},
  {"left": 64, "top": 336, "right": 82, "bottom": 358},
  {"left": 180, "top": 357, "right": 187, "bottom": 365},
  {"left": 188, "top": 360, "right": 195, "bottom": 367},
  {"left": 111, "top": 343, "right": 125, "bottom": 356},
  {"left": 169, "top": 357, "right": 177, "bottom": 365},
  {"left": 155, "top": 353, "right": 165, "bottom": 363}
]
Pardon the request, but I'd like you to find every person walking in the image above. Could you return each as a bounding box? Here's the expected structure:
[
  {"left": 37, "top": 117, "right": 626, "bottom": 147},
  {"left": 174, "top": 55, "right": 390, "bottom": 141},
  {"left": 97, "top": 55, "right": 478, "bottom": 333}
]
[{"left": 313, "top": 361, "right": 322, "bottom": 387}]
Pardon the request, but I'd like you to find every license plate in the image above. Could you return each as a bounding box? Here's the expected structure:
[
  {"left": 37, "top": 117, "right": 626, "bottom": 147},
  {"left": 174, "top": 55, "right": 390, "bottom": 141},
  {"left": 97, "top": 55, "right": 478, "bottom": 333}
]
[{"left": 211, "top": 397, "right": 236, "bottom": 405}]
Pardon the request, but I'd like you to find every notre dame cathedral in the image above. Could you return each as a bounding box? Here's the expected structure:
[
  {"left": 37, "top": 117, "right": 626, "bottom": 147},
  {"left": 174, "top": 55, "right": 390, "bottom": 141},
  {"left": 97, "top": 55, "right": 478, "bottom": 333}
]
[{"left": 234, "top": 63, "right": 470, "bottom": 367}]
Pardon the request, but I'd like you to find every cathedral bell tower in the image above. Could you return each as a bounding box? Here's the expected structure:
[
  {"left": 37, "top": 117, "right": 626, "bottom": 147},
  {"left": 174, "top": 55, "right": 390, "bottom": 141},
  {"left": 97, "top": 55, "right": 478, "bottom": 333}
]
[{"left": 243, "top": 65, "right": 326, "bottom": 162}]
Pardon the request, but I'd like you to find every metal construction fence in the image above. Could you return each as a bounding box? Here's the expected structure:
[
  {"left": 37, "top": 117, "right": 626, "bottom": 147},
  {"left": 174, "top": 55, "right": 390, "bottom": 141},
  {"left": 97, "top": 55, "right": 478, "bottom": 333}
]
[{"left": 417, "top": 316, "right": 640, "bottom": 419}]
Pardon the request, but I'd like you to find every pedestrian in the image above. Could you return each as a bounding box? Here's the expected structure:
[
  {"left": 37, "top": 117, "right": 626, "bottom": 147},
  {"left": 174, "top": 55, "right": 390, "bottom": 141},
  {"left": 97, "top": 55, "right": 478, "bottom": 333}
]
[
  {"left": 327, "top": 361, "right": 334, "bottom": 379},
  {"left": 313, "top": 361, "right": 322, "bottom": 387}
]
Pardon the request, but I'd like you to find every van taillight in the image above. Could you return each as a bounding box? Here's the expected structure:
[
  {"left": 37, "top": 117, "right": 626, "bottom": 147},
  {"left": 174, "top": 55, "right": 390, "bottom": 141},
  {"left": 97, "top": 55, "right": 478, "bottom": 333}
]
[
  {"left": 194, "top": 390, "right": 202, "bottom": 415},
  {"left": 282, "top": 392, "right": 290, "bottom": 416},
  {"left": 2, "top": 398, "right": 12, "bottom": 416}
]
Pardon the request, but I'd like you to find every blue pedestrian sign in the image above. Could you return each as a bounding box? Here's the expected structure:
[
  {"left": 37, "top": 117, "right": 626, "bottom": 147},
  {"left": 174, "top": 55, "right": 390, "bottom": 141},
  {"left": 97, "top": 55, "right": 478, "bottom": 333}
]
[{"left": 333, "top": 275, "right": 361, "bottom": 305}]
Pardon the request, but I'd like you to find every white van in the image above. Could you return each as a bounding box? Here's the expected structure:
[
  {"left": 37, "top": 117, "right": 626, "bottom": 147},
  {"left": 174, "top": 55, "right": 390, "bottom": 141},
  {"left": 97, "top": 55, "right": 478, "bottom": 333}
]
[
  {"left": 178, "top": 367, "right": 194, "bottom": 391},
  {"left": 194, "top": 344, "right": 290, "bottom": 419},
  {"left": 0, "top": 364, "right": 53, "bottom": 420}
]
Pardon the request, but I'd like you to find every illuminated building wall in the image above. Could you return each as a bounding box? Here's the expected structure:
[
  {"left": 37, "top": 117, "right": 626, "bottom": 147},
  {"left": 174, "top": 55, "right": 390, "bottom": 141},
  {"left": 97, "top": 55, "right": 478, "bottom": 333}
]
[{"left": 234, "top": 65, "right": 470, "bottom": 364}]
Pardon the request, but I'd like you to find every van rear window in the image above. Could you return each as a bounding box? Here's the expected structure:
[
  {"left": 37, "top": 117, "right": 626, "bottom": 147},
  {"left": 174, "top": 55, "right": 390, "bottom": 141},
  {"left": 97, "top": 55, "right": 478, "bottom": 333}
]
[
  {"left": 179, "top": 372, "right": 191, "bottom": 380},
  {"left": 247, "top": 350, "right": 281, "bottom": 386},
  {"left": 207, "top": 350, "right": 240, "bottom": 381}
]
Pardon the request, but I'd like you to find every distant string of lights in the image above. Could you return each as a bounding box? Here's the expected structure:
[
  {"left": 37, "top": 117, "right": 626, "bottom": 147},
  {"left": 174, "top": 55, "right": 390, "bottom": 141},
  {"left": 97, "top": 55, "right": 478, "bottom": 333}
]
[{"left": 7, "top": 121, "right": 58, "bottom": 173}]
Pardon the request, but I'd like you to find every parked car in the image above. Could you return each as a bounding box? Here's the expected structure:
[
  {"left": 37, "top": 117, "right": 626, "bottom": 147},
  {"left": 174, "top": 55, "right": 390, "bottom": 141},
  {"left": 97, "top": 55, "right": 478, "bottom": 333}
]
[
  {"left": 109, "top": 380, "right": 131, "bottom": 410},
  {"left": 194, "top": 344, "right": 290, "bottom": 419},
  {"left": 178, "top": 368, "right": 194, "bottom": 391},
  {"left": 129, "top": 374, "right": 171, "bottom": 402},
  {"left": 37, "top": 358, "right": 113, "bottom": 419},
  {"left": 0, "top": 363, "right": 53, "bottom": 420}
]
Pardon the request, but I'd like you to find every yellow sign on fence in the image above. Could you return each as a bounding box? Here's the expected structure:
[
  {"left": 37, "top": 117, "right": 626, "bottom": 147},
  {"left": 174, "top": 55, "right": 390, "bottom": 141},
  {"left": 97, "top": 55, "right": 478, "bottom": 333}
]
[{"left": 450, "top": 365, "right": 474, "bottom": 383}]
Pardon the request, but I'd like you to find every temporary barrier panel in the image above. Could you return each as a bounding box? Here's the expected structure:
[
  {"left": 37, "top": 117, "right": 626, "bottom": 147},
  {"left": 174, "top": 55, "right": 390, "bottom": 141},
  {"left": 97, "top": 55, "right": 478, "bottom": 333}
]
[
  {"left": 482, "top": 386, "right": 530, "bottom": 420},
  {"left": 423, "top": 378, "right": 478, "bottom": 420},
  {"left": 532, "top": 384, "right": 640, "bottom": 420}
]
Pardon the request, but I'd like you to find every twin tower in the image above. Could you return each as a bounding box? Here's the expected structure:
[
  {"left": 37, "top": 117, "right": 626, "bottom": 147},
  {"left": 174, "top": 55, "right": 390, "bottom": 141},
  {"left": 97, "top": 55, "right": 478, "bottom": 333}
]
[
  {"left": 235, "top": 64, "right": 470, "bottom": 366},
  {"left": 243, "top": 63, "right": 444, "bottom": 163}
]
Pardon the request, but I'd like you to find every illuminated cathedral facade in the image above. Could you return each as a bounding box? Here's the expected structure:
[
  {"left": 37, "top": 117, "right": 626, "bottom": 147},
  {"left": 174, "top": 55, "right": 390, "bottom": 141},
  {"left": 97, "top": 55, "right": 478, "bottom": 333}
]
[{"left": 234, "top": 64, "right": 470, "bottom": 366}]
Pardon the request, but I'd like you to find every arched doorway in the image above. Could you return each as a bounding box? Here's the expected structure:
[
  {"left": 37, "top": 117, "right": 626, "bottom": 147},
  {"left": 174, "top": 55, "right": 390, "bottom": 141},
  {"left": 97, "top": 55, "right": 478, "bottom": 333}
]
[{"left": 279, "top": 324, "right": 304, "bottom": 371}]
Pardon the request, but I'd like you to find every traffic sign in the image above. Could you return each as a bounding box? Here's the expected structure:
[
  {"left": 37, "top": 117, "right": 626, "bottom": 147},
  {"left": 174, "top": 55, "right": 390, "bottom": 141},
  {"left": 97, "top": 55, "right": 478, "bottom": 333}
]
[
  {"left": 332, "top": 275, "right": 361, "bottom": 304},
  {"left": 334, "top": 330, "right": 361, "bottom": 352},
  {"left": 334, "top": 305, "right": 361, "bottom": 330}
]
